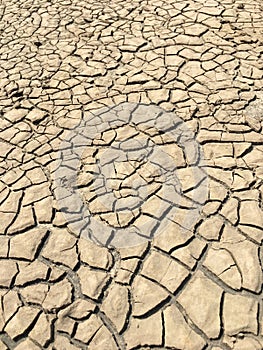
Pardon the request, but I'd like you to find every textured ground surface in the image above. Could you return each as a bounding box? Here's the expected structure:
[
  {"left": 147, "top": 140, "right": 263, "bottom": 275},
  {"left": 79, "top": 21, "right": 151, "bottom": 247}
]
[{"left": 0, "top": 0, "right": 263, "bottom": 349}]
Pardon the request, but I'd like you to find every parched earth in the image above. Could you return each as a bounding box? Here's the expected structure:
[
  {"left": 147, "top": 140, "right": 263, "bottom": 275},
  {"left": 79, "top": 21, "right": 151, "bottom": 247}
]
[{"left": 0, "top": 0, "right": 263, "bottom": 349}]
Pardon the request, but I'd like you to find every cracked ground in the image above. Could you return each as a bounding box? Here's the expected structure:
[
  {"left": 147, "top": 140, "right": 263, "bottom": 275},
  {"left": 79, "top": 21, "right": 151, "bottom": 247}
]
[{"left": 0, "top": 0, "right": 263, "bottom": 349}]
